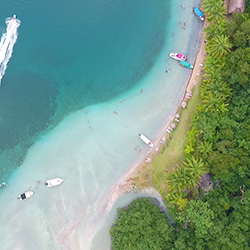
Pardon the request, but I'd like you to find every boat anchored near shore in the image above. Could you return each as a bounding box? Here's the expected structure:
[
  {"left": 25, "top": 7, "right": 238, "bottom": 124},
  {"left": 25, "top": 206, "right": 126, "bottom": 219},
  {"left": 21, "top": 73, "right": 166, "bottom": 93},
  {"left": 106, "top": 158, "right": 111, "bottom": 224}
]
[
  {"left": 45, "top": 178, "right": 64, "bottom": 187},
  {"left": 193, "top": 7, "right": 204, "bottom": 21},
  {"left": 17, "top": 191, "right": 34, "bottom": 200},
  {"left": 139, "top": 134, "right": 154, "bottom": 147},
  {"left": 169, "top": 53, "right": 187, "bottom": 61},
  {"left": 179, "top": 60, "right": 194, "bottom": 69}
]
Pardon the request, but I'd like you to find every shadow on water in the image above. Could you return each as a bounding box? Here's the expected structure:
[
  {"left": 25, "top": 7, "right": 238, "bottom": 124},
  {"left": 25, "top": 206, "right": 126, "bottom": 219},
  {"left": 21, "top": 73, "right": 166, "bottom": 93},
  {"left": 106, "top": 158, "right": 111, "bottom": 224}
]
[{"left": 0, "top": 71, "right": 58, "bottom": 178}]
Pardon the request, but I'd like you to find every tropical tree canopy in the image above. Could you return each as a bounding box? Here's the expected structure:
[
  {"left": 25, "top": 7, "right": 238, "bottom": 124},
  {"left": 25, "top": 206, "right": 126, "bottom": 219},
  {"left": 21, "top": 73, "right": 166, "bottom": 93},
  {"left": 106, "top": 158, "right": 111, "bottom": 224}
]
[
  {"left": 206, "top": 35, "right": 232, "bottom": 58},
  {"left": 110, "top": 198, "right": 175, "bottom": 250}
]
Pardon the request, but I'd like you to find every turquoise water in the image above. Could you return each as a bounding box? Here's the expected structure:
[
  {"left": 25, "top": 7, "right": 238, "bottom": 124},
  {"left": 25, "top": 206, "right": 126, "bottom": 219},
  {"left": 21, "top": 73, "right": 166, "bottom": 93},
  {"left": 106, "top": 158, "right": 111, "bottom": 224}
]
[
  {"left": 0, "top": 0, "right": 167, "bottom": 177},
  {"left": 0, "top": 0, "right": 203, "bottom": 249}
]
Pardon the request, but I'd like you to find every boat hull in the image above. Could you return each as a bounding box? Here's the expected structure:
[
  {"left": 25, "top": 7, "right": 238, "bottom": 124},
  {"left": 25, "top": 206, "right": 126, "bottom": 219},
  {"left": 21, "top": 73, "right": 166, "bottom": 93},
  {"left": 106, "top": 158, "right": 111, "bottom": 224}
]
[
  {"left": 139, "top": 134, "right": 153, "bottom": 147},
  {"left": 193, "top": 7, "right": 204, "bottom": 21},
  {"left": 45, "top": 178, "right": 64, "bottom": 187},
  {"left": 17, "top": 191, "right": 34, "bottom": 200},
  {"left": 179, "top": 60, "right": 194, "bottom": 69},
  {"left": 169, "top": 53, "right": 187, "bottom": 61}
]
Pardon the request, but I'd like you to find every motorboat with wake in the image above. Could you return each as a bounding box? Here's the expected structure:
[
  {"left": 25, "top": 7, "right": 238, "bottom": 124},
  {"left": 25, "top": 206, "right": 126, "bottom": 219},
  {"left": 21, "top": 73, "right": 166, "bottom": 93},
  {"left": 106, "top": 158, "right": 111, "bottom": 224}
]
[
  {"left": 193, "top": 7, "right": 204, "bottom": 21},
  {"left": 12, "top": 14, "right": 16, "bottom": 20},
  {"left": 17, "top": 191, "right": 34, "bottom": 200},
  {"left": 169, "top": 53, "right": 187, "bottom": 61},
  {"left": 45, "top": 178, "right": 64, "bottom": 187},
  {"left": 179, "top": 60, "right": 194, "bottom": 69},
  {"left": 139, "top": 134, "right": 154, "bottom": 148}
]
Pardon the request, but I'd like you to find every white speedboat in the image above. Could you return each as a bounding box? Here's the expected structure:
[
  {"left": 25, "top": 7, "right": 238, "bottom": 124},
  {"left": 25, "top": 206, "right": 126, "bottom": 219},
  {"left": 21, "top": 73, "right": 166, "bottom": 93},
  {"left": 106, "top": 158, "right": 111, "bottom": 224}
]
[
  {"left": 169, "top": 53, "right": 187, "bottom": 61},
  {"left": 45, "top": 178, "right": 64, "bottom": 187},
  {"left": 139, "top": 134, "right": 154, "bottom": 147},
  {"left": 17, "top": 191, "right": 34, "bottom": 200},
  {"left": 13, "top": 14, "right": 16, "bottom": 19}
]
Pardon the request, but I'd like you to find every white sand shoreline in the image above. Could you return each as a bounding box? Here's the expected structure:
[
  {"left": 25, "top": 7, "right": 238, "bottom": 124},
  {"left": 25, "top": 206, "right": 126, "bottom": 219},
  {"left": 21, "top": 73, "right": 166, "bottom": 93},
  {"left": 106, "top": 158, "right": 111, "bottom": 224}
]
[{"left": 102, "top": 22, "right": 207, "bottom": 214}]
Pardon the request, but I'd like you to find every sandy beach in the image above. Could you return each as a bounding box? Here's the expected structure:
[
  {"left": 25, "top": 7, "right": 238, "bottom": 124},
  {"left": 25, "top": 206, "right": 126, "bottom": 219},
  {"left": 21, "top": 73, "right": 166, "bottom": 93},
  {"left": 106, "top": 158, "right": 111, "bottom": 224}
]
[{"left": 106, "top": 23, "right": 207, "bottom": 210}]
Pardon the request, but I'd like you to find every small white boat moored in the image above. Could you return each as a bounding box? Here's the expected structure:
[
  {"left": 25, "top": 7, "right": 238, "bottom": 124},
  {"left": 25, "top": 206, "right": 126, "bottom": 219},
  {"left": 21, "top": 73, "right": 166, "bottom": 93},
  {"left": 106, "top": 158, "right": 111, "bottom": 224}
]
[
  {"left": 169, "top": 53, "right": 187, "bottom": 61},
  {"left": 45, "top": 178, "right": 64, "bottom": 187},
  {"left": 17, "top": 191, "right": 34, "bottom": 200},
  {"left": 139, "top": 134, "right": 154, "bottom": 147}
]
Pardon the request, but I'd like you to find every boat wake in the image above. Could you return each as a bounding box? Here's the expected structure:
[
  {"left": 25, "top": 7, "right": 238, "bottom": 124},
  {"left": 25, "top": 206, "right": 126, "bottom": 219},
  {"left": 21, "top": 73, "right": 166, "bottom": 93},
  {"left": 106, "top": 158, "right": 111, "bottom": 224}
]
[{"left": 0, "top": 16, "right": 21, "bottom": 85}]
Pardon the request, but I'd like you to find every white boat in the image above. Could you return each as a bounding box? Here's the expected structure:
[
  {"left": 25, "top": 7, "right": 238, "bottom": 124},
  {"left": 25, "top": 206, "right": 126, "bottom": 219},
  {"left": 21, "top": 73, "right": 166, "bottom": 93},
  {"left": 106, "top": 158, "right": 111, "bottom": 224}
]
[
  {"left": 12, "top": 14, "right": 16, "bottom": 19},
  {"left": 17, "top": 191, "right": 34, "bottom": 200},
  {"left": 139, "top": 134, "right": 154, "bottom": 147},
  {"left": 169, "top": 53, "right": 187, "bottom": 61},
  {"left": 45, "top": 178, "right": 64, "bottom": 187}
]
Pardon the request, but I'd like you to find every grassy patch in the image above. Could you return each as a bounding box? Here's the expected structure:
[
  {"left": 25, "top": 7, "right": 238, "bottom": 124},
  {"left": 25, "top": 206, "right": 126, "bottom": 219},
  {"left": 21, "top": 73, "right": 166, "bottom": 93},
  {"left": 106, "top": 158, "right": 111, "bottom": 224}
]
[
  {"left": 128, "top": 83, "right": 202, "bottom": 201},
  {"left": 151, "top": 84, "right": 201, "bottom": 200}
]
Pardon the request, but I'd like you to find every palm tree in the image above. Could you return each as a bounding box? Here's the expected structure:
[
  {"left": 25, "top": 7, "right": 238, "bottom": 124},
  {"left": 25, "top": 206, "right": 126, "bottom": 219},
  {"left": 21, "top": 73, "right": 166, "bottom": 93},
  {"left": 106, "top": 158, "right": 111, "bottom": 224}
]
[
  {"left": 202, "top": 0, "right": 226, "bottom": 23},
  {"left": 205, "top": 21, "right": 226, "bottom": 40},
  {"left": 205, "top": 81, "right": 232, "bottom": 99},
  {"left": 202, "top": 0, "right": 219, "bottom": 14},
  {"left": 183, "top": 157, "right": 206, "bottom": 187},
  {"left": 206, "top": 35, "right": 232, "bottom": 58},
  {"left": 197, "top": 141, "right": 213, "bottom": 158},
  {"left": 208, "top": 5, "right": 227, "bottom": 23},
  {"left": 202, "top": 94, "right": 229, "bottom": 114},
  {"left": 166, "top": 166, "right": 189, "bottom": 193},
  {"left": 203, "top": 55, "right": 225, "bottom": 78}
]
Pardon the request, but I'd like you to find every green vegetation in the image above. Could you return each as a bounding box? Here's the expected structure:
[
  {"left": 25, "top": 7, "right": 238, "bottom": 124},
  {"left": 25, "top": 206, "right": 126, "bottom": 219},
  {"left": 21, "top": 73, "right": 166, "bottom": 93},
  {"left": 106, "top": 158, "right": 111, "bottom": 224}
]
[
  {"left": 165, "top": 157, "right": 206, "bottom": 210},
  {"left": 151, "top": 84, "right": 201, "bottom": 199},
  {"left": 110, "top": 198, "right": 176, "bottom": 250},
  {"left": 110, "top": 1, "right": 250, "bottom": 249}
]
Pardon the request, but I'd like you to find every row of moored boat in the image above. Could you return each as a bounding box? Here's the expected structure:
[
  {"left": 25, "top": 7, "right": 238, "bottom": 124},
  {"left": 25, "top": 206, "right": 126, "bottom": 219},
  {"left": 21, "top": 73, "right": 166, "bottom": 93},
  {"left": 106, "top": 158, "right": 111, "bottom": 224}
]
[
  {"left": 17, "top": 178, "right": 64, "bottom": 200},
  {"left": 139, "top": 7, "right": 205, "bottom": 148},
  {"left": 169, "top": 7, "right": 204, "bottom": 69}
]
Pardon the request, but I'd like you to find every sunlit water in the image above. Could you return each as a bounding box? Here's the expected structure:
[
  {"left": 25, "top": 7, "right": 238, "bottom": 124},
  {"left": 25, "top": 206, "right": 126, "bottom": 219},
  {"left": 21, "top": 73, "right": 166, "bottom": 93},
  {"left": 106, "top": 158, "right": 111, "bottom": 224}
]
[{"left": 0, "top": 0, "right": 202, "bottom": 249}]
